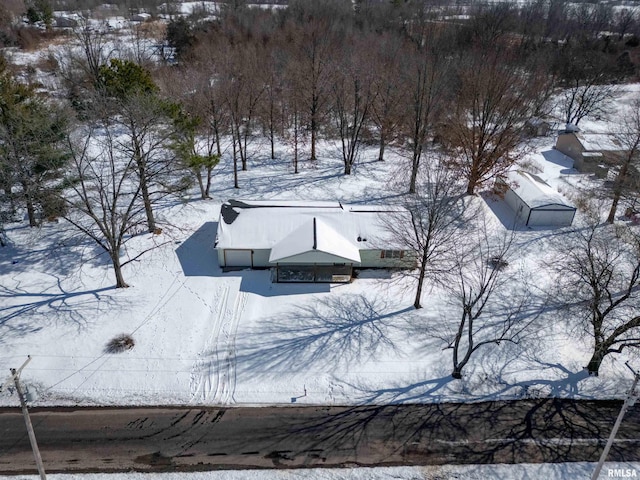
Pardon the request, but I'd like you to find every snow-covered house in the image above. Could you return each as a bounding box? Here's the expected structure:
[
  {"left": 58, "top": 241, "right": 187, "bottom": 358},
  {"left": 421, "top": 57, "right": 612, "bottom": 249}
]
[
  {"left": 555, "top": 131, "right": 624, "bottom": 177},
  {"left": 215, "top": 200, "right": 414, "bottom": 282},
  {"left": 495, "top": 171, "right": 576, "bottom": 227}
]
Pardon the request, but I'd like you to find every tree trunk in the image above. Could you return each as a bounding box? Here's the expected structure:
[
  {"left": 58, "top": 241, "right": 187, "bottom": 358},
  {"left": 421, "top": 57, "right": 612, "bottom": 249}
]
[
  {"left": 378, "top": 128, "right": 386, "bottom": 162},
  {"left": 23, "top": 184, "right": 37, "bottom": 227},
  {"left": 413, "top": 254, "right": 428, "bottom": 309},
  {"left": 205, "top": 167, "right": 212, "bottom": 198},
  {"left": 270, "top": 100, "right": 275, "bottom": 160},
  {"left": 232, "top": 127, "right": 239, "bottom": 189},
  {"left": 607, "top": 161, "right": 629, "bottom": 223},
  {"left": 134, "top": 145, "right": 156, "bottom": 233},
  {"left": 138, "top": 170, "right": 155, "bottom": 233},
  {"left": 451, "top": 368, "right": 462, "bottom": 379},
  {"left": 344, "top": 162, "right": 352, "bottom": 175},
  {"left": 310, "top": 119, "right": 317, "bottom": 161},
  {"left": 111, "top": 254, "right": 128, "bottom": 288},
  {"left": 587, "top": 345, "right": 607, "bottom": 376},
  {"left": 409, "top": 151, "right": 420, "bottom": 194},
  {"left": 196, "top": 170, "right": 206, "bottom": 199},
  {"left": 607, "top": 194, "right": 621, "bottom": 224}
]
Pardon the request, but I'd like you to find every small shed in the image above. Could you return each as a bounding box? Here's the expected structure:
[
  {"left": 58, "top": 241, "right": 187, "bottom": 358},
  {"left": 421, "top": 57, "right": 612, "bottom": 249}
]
[{"left": 495, "top": 171, "right": 576, "bottom": 227}]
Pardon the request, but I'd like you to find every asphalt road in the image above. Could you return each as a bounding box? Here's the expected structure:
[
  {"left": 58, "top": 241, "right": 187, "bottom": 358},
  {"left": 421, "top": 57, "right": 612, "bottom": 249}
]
[{"left": 1, "top": 399, "right": 640, "bottom": 474}]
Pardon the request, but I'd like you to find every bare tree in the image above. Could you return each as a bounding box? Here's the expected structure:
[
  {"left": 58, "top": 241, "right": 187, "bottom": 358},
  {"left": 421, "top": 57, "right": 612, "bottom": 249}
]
[
  {"left": 70, "top": 17, "right": 114, "bottom": 90},
  {"left": 385, "top": 157, "right": 466, "bottom": 309},
  {"left": 555, "top": 52, "right": 619, "bottom": 127},
  {"left": 403, "top": 44, "right": 450, "bottom": 194},
  {"left": 218, "top": 41, "right": 265, "bottom": 186},
  {"left": 554, "top": 221, "right": 640, "bottom": 376},
  {"left": 96, "top": 59, "right": 183, "bottom": 233},
  {"left": 287, "top": 12, "right": 339, "bottom": 162},
  {"left": 607, "top": 99, "right": 640, "bottom": 223},
  {"left": 445, "top": 227, "right": 535, "bottom": 379},
  {"left": 331, "top": 37, "right": 375, "bottom": 175},
  {"left": 282, "top": 58, "right": 306, "bottom": 174},
  {"left": 63, "top": 127, "right": 151, "bottom": 288},
  {"left": 614, "top": 7, "right": 638, "bottom": 40},
  {"left": 370, "top": 33, "right": 407, "bottom": 162},
  {"left": 443, "top": 51, "right": 546, "bottom": 195}
]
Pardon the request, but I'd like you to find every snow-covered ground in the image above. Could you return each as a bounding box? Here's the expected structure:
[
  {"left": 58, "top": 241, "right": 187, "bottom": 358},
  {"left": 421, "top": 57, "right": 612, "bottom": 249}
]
[
  {"left": 2, "top": 93, "right": 640, "bottom": 408},
  {"left": 2, "top": 462, "right": 640, "bottom": 479}
]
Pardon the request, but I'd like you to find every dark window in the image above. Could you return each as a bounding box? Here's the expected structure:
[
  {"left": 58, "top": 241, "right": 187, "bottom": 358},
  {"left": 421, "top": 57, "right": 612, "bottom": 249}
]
[{"left": 381, "top": 250, "right": 404, "bottom": 259}]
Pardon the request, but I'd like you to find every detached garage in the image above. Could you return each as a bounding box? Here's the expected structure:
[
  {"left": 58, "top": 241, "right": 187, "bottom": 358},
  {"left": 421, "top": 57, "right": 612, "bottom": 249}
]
[{"left": 495, "top": 171, "right": 576, "bottom": 227}]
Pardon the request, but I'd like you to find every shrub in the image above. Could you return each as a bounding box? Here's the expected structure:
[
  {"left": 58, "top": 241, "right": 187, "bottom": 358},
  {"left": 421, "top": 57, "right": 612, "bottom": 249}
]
[{"left": 105, "top": 334, "right": 135, "bottom": 353}]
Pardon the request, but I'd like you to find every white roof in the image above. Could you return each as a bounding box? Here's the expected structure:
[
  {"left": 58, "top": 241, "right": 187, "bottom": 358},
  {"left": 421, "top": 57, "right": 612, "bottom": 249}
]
[
  {"left": 269, "top": 217, "right": 361, "bottom": 264},
  {"left": 576, "top": 133, "right": 622, "bottom": 152},
  {"left": 503, "top": 171, "right": 575, "bottom": 210},
  {"left": 216, "top": 200, "right": 406, "bottom": 257}
]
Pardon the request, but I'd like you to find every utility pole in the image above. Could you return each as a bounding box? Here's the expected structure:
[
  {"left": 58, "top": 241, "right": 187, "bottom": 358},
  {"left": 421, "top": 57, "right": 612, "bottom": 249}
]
[
  {"left": 1, "top": 356, "right": 47, "bottom": 480},
  {"left": 591, "top": 362, "right": 640, "bottom": 480}
]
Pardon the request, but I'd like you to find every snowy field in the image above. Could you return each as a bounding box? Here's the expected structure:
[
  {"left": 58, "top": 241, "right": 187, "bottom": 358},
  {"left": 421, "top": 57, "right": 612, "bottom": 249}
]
[
  {"left": 2, "top": 462, "right": 640, "bottom": 480},
  {"left": 2, "top": 76, "right": 640, "bottom": 408}
]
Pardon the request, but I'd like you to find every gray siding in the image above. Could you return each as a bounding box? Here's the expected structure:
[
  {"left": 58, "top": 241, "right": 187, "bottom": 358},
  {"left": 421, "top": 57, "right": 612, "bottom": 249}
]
[
  {"left": 503, "top": 187, "right": 531, "bottom": 226},
  {"left": 528, "top": 208, "right": 575, "bottom": 227}
]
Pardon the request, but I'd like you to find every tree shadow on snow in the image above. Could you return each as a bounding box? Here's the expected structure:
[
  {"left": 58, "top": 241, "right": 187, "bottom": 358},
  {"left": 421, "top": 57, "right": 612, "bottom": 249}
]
[
  {"left": 0, "top": 280, "right": 118, "bottom": 344},
  {"left": 233, "top": 293, "right": 415, "bottom": 377}
]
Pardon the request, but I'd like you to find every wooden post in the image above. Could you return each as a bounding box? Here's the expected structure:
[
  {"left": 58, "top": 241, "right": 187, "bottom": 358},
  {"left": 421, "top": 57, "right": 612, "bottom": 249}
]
[{"left": 7, "top": 357, "right": 47, "bottom": 480}]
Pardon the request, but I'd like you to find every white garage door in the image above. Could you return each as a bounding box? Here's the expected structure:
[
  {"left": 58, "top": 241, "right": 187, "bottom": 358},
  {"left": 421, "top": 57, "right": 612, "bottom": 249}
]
[{"left": 224, "top": 249, "right": 252, "bottom": 267}]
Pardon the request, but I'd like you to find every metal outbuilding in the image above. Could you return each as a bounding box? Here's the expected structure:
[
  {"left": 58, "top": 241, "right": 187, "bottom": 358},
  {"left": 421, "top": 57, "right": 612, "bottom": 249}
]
[{"left": 495, "top": 171, "right": 576, "bottom": 227}]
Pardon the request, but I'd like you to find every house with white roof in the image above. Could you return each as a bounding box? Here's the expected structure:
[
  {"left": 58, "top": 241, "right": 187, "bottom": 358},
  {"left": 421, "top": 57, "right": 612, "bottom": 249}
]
[
  {"left": 494, "top": 171, "right": 576, "bottom": 227},
  {"left": 555, "top": 130, "right": 624, "bottom": 177},
  {"left": 215, "top": 200, "right": 414, "bottom": 282}
]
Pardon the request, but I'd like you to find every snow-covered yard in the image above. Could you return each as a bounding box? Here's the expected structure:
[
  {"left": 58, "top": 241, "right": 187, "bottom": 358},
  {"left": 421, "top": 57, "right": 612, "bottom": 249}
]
[{"left": 1, "top": 112, "right": 639, "bottom": 408}]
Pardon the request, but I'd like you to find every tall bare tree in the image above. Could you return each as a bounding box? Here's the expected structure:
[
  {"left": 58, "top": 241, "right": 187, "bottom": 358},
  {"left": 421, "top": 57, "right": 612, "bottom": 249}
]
[
  {"left": 402, "top": 41, "right": 450, "bottom": 194},
  {"left": 445, "top": 227, "right": 536, "bottom": 379},
  {"left": 443, "top": 51, "right": 545, "bottom": 195},
  {"left": 219, "top": 41, "right": 265, "bottom": 187},
  {"left": 287, "top": 11, "right": 339, "bottom": 162},
  {"left": 555, "top": 221, "right": 640, "bottom": 376},
  {"left": 331, "top": 37, "right": 375, "bottom": 175},
  {"left": 64, "top": 127, "right": 150, "bottom": 288},
  {"left": 555, "top": 52, "right": 619, "bottom": 127},
  {"left": 370, "top": 33, "right": 406, "bottom": 162},
  {"left": 98, "top": 59, "right": 181, "bottom": 233},
  {"left": 385, "top": 157, "right": 465, "bottom": 309}
]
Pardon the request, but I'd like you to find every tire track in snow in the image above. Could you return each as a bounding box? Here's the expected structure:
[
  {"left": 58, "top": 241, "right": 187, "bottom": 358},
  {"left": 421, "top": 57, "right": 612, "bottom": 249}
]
[
  {"left": 213, "top": 290, "right": 247, "bottom": 405},
  {"left": 190, "top": 284, "right": 230, "bottom": 403}
]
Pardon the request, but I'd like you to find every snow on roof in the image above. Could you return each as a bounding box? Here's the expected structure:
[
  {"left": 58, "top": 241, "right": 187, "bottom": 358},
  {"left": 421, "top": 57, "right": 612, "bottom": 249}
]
[
  {"left": 269, "top": 217, "right": 361, "bottom": 264},
  {"left": 503, "top": 171, "right": 575, "bottom": 210},
  {"left": 217, "top": 200, "right": 406, "bottom": 252},
  {"left": 576, "top": 133, "right": 623, "bottom": 152}
]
